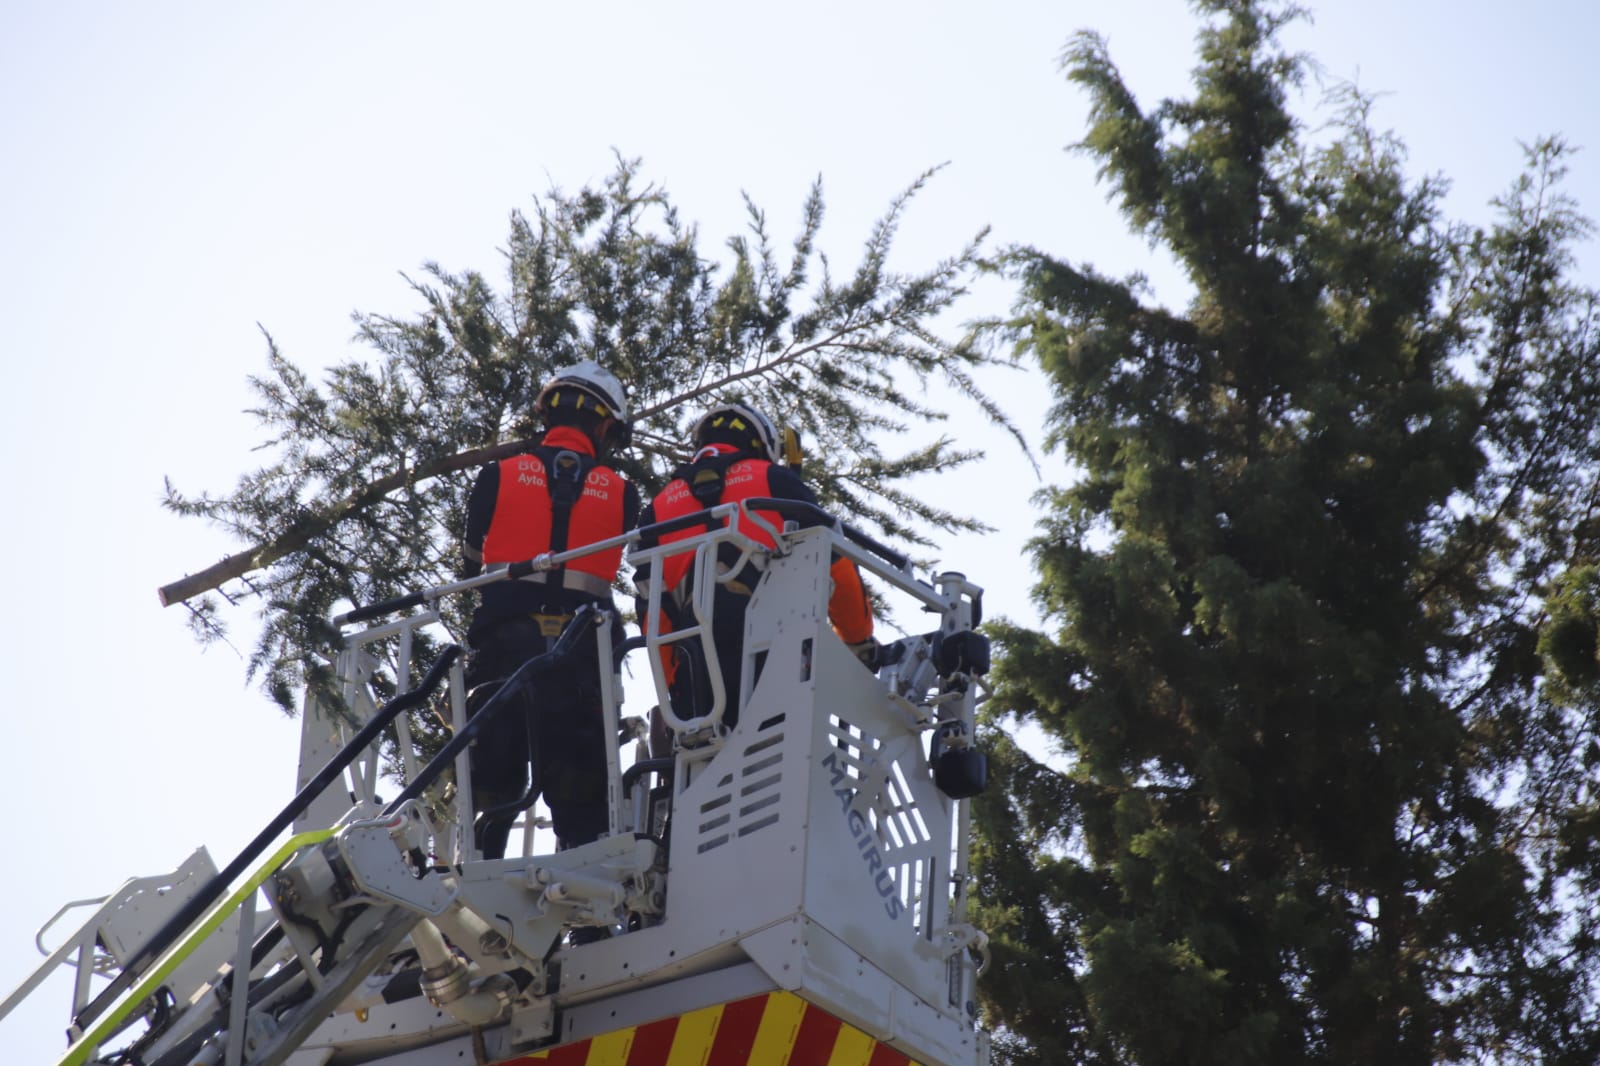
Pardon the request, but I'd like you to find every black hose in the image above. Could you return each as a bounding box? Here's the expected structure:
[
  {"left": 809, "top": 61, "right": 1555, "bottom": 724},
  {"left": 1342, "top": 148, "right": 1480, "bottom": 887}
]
[
  {"left": 473, "top": 677, "right": 544, "bottom": 832},
  {"left": 622, "top": 758, "right": 673, "bottom": 798},
  {"left": 143, "top": 958, "right": 308, "bottom": 1066},
  {"left": 617, "top": 755, "right": 675, "bottom": 797},
  {"left": 613, "top": 634, "right": 647, "bottom": 669},
  {"left": 385, "top": 607, "right": 602, "bottom": 814}
]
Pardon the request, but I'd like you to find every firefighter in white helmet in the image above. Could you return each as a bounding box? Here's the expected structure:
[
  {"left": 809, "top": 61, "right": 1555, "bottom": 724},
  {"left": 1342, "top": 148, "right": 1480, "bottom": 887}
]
[
  {"left": 632, "top": 401, "right": 877, "bottom": 730},
  {"left": 461, "top": 361, "right": 640, "bottom": 860}
]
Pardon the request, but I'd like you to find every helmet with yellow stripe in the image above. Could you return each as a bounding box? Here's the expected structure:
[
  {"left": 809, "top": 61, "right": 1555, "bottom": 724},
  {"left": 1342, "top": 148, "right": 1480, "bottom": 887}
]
[
  {"left": 692, "top": 402, "right": 782, "bottom": 464},
  {"left": 536, "top": 361, "right": 632, "bottom": 448}
]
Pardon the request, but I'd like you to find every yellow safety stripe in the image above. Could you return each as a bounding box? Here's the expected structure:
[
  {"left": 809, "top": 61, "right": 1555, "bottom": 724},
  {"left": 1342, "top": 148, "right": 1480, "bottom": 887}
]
[
  {"left": 497, "top": 989, "right": 924, "bottom": 1066},
  {"left": 662, "top": 1002, "right": 721, "bottom": 1066}
]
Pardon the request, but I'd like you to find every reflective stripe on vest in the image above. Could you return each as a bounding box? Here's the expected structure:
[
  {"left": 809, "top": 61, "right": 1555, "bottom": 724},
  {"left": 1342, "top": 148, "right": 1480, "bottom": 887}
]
[
  {"left": 481, "top": 453, "right": 627, "bottom": 583},
  {"left": 650, "top": 457, "right": 782, "bottom": 591}
]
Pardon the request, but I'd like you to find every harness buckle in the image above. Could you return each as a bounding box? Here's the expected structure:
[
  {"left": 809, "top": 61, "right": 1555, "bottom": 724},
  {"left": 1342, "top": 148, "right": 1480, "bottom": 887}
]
[{"left": 529, "top": 612, "right": 574, "bottom": 637}]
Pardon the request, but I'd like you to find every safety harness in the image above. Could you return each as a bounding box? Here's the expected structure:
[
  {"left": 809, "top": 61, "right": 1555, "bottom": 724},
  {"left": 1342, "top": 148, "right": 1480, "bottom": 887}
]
[{"left": 516, "top": 445, "right": 610, "bottom": 629}]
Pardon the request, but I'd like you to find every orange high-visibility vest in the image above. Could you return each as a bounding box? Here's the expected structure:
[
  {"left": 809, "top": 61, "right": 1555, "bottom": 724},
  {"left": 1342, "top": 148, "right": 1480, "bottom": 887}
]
[
  {"left": 482, "top": 437, "right": 627, "bottom": 584},
  {"left": 649, "top": 454, "right": 784, "bottom": 592}
]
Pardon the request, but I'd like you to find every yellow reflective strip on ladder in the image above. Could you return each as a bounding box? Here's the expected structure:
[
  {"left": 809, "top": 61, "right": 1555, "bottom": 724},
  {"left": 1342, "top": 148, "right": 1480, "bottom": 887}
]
[{"left": 54, "top": 828, "right": 338, "bottom": 1066}]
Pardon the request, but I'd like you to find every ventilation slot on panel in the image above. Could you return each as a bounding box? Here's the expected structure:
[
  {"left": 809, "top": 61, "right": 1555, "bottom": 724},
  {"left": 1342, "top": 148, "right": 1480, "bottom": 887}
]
[
  {"left": 825, "top": 714, "right": 939, "bottom": 932},
  {"left": 690, "top": 718, "right": 788, "bottom": 854}
]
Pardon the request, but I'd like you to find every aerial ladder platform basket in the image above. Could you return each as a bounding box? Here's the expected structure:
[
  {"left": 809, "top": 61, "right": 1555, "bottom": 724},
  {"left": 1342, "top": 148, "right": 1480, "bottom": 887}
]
[{"left": 4, "top": 500, "right": 992, "bottom": 1066}]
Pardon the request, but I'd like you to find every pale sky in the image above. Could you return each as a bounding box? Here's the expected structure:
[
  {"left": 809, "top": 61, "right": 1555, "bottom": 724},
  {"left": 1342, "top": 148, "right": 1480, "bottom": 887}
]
[{"left": 3, "top": 2, "right": 1596, "bottom": 1061}]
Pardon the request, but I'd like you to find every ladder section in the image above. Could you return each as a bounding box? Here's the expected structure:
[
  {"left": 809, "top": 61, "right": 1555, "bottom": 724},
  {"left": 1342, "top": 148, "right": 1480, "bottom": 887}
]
[
  {"left": 10, "top": 649, "right": 460, "bottom": 1066},
  {"left": 0, "top": 850, "right": 233, "bottom": 1045}
]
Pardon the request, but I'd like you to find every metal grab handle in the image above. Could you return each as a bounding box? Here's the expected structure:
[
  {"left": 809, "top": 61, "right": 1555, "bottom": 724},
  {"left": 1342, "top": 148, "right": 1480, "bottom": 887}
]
[
  {"left": 645, "top": 540, "right": 731, "bottom": 736},
  {"left": 32, "top": 897, "right": 111, "bottom": 958},
  {"left": 739, "top": 497, "right": 912, "bottom": 571},
  {"left": 335, "top": 497, "right": 911, "bottom": 628},
  {"left": 337, "top": 503, "right": 743, "bottom": 627}
]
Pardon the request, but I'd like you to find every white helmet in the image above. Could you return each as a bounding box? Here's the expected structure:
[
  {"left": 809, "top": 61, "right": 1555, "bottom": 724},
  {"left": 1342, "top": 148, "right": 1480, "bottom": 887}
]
[
  {"left": 537, "top": 361, "right": 632, "bottom": 446},
  {"left": 692, "top": 402, "right": 782, "bottom": 464}
]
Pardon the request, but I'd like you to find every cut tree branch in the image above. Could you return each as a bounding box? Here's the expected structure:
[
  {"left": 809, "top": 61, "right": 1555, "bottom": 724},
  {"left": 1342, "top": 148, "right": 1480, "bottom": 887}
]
[
  {"left": 157, "top": 437, "right": 535, "bottom": 608},
  {"left": 156, "top": 337, "right": 895, "bottom": 609}
]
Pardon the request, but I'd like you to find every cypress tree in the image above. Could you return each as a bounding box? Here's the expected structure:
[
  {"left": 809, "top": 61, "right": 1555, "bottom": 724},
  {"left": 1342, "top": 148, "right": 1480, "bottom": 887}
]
[{"left": 978, "top": 2, "right": 1600, "bottom": 1062}]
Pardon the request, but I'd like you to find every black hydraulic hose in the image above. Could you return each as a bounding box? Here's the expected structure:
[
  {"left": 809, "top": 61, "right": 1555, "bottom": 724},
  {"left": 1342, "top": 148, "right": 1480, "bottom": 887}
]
[
  {"left": 72, "top": 646, "right": 463, "bottom": 1036},
  {"left": 144, "top": 956, "right": 309, "bottom": 1066},
  {"left": 621, "top": 758, "right": 673, "bottom": 798},
  {"left": 472, "top": 608, "right": 628, "bottom": 833},
  {"left": 249, "top": 923, "right": 285, "bottom": 972},
  {"left": 385, "top": 606, "right": 603, "bottom": 814},
  {"left": 473, "top": 677, "right": 544, "bottom": 832},
  {"left": 613, "top": 634, "right": 647, "bottom": 669}
]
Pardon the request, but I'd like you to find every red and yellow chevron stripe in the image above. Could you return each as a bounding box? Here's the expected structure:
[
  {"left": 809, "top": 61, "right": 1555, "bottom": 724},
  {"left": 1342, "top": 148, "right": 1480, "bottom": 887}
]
[{"left": 495, "top": 990, "right": 922, "bottom": 1066}]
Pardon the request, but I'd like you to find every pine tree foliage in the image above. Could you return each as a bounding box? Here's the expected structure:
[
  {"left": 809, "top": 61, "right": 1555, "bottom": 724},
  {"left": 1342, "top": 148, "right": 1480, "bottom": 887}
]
[
  {"left": 162, "top": 157, "right": 1018, "bottom": 710},
  {"left": 978, "top": 1, "right": 1600, "bottom": 1062}
]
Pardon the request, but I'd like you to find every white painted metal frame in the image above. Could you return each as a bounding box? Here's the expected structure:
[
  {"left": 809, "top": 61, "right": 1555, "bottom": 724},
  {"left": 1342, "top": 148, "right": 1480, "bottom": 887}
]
[
  {"left": 303, "top": 509, "right": 990, "bottom": 1063},
  {"left": 0, "top": 850, "right": 238, "bottom": 1038},
  {"left": 12, "top": 503, "right": 990, "bottom": 1066},
  {"left": 559, "top": 523, "right": 989, "bottom": 1066}
]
